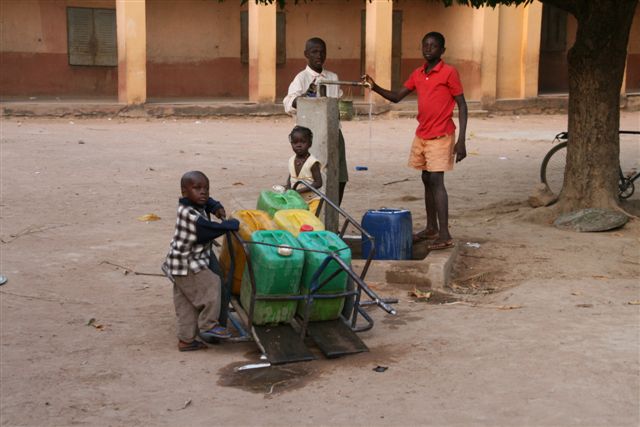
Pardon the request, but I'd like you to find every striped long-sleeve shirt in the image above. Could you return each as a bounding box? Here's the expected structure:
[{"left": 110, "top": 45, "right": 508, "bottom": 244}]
[{"left": 163, "top": 197, "right": 239, "bottom": 276}]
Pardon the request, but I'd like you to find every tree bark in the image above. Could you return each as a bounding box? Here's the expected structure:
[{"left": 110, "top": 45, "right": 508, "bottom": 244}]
[{"left": 557, "top": 0, "right": 638, "bottom": 212}]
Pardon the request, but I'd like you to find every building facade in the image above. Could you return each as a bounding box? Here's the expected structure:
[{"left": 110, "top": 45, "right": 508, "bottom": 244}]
[{"left": 1, "top": 0, "right": 639, "bottom": 106}]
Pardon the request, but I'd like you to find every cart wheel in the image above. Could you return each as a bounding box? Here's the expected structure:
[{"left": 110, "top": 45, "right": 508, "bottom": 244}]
[{"left": 341, "top": 276, "right": 355, "bottom": 320}]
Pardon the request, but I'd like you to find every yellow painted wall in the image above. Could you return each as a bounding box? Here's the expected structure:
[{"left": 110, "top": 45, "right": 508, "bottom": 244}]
[
  {"left": 1, "top": 0, "right": 49, "bottom": 53},
  {"left": 1, "top": 0, "right": 638, "bottom": 99},
  {"left": 496, "top": 5, "right": 524, "bottom": 99},
  {"left": 1, "top": 0, "right": 115, "bottom": 53},
  {"left": 278, "top": 0, "right": 362, "bottom": 95},
  {"left": 0, "top": 0, "right": 118, "bottom": 96},
  {"left": 282, "top": 0, "right": 361, "bottom": 61},
  {"left": 145, "top": 0, "right": 246, "bottom": 97},
  {"left": 398, "top": 1, "right": 479, "bottom": 99},
  {"left": 398, "top": 1, "right": 474, "bottom": 60},
  {"left": 146, "top": 0, "right": 241, "bottom": 61}
]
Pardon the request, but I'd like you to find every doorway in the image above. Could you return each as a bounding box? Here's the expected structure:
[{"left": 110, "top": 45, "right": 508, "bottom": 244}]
[{"left": 538, "top": 4, "right": 570, "bottom": 94}]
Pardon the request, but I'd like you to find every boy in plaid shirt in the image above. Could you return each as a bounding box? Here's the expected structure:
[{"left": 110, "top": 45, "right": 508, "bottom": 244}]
[{"left": 163, "top": 171, "right": 240, "bottom": 351}]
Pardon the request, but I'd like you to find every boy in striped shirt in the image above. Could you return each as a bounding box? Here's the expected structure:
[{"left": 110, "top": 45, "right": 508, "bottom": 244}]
[{"left": 163, "top": 171, "right": 239, "bottom": 351}]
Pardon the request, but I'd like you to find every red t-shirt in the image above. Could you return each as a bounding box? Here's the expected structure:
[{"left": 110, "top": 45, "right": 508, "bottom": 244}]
[{"left": 403, "top": 60, "right": 463, "bottom": 140}]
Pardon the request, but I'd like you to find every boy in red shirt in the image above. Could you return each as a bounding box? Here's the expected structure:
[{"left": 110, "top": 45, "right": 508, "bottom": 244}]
[{"left": 364, "top": 32, "right": 467, "bottom": 250}]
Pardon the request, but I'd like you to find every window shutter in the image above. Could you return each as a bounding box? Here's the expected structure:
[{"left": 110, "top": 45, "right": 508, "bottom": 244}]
[
  {"left": 67, "top": 7, "right": 117, "bottom": 66},
  {"left": 67, "top": 7, "right": 94, "bottom": 66},
  {"left": 94, "top": 9, "right": 117, "bottom": 66}
]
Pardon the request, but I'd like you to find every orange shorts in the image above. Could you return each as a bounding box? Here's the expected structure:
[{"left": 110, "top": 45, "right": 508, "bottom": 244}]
[{"left": 407, "top": 133, "right": 455, "bottom": 172}]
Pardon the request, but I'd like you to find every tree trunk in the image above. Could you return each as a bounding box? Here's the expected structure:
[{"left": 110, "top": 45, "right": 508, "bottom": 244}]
[{"left": 557, "top": 0, "right": 638, "bottom": 212}]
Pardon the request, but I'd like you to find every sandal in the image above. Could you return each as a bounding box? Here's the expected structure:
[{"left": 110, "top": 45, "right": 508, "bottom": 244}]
[
  {"left": 199, "top": 325, "right": 232, "bottom": 343},
  {"left": 178, "top": 340, "right": 207, "bottom": 352},
  {"left": 426, "top": 239, "right": 455, "bottom": 251},
  {"left": 412, "top": 229, "right": 439, "bottom": 243}
]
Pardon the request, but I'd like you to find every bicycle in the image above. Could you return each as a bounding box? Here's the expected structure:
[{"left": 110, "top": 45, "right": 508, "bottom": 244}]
[{"left": 540, "top": 130, "right": 640, "bottom": 199}]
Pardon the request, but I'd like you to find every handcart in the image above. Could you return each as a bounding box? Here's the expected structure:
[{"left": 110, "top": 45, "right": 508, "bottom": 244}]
[{"left": 220, "top": 181, "right": 398, "bottom": 366}]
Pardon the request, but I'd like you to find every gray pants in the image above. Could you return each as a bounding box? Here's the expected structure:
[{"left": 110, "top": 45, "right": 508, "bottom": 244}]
[{"left": 173, "top": 268, "right": 221, "bottom": 342}]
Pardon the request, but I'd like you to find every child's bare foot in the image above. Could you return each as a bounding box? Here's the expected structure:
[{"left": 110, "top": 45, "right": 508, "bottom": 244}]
[
  {"left": 178, "top": 340, "right": 207, "bottom": 352},
  {"left": 412, "top": 228, "right": 439, "bottom": 243}
]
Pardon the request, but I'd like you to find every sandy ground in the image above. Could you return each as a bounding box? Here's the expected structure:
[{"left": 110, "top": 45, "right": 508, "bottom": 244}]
[{"left": 1, "top": 113, "right": 639, "bottom": 426}]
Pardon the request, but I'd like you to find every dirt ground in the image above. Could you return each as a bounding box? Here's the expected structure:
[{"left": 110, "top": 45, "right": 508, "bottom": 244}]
[{"left": 1, "top": 112, "right": 639, "bottom": 426}]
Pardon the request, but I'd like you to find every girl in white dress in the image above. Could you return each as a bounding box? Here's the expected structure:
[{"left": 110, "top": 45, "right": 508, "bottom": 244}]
[{"left": 285, "top": 126, "right": 323, "bottom": 211}]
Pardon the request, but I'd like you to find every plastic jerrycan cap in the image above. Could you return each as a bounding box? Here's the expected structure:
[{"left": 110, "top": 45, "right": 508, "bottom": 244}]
[
  {"left": 299, "top": 224, "right": 314, "bottom": 233},
  {"left": 277, "top": 245, "right": 293, "bottom": 256}
]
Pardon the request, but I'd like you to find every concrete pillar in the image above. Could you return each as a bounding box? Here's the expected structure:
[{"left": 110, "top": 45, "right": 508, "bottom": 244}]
[
  {"left": 365, "top": 0, "right": 393, "bottom": 104},
  {"left": 479, "top": 6, "right": 500, "bottom": 107},
  {"left": 520, "top": 2, "right": 542, "bottom": 98},
  {"left": 296, "top": 98, "right": 340, "bottom": 232},
  {"left": 248, "top": 1, "right": 276, "bottom": 103},
  {"left": 116, "top": 0, "right": 146, "bottom": 105}
]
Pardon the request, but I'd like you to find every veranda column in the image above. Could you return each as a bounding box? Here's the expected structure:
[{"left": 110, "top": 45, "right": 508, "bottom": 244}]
[
  {"left": 116, "top": 0, "right": 146, "bottom": 104},
  {"left": 365, "top": 0, "right": 392, "bottom": 104},
  {"left": 248, "top": 1, "right": 276, "bottom": 102},
  {"left": 520, "top": 2, "right": 542, "bottom": 98},
  {"left": 478, "top": 6, "right": 499, "bottom": 107}
]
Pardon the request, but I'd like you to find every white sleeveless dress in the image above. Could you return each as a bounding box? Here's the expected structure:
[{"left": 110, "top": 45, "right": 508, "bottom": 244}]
[{"left": 288, "top": 154, "right": 323, "bottom": 202}]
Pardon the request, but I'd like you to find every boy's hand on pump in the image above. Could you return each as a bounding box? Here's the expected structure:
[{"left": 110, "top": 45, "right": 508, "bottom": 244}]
[{"left": 361, "top": 74, "right": 376, "bottom": 89}]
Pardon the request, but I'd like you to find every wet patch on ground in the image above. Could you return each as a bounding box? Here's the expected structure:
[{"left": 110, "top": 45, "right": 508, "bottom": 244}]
[
  {"left": 450, "top": 237, "right": 513, "bottom": 295},
  {"left": 424, "top": 290, "right": 460, "bottom": 304},
  {"left": 382, "top": 314, "right": 423, "bottom": 329},
  {"left": 217, "top": 361, "right": 320, "bottom": 397},
  {"left": 407, "top": 289, "right": 460, "bottom": 304}
]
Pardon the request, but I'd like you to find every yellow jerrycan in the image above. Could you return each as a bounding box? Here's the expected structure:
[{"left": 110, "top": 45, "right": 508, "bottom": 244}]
[
  {"left": 219, "top": 209, "right": 277, "bottom": 295},
  {"left": 273, "top": 209, "right": 325, "bottom": 238}
]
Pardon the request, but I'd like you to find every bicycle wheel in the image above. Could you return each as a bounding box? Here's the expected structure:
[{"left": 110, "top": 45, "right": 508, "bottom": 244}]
[
  {"left": 540, "top": 141, "right": 567, "bottom": 196},
  {"left": 619, "top": 178, "right": 635, "bottom": 199}
]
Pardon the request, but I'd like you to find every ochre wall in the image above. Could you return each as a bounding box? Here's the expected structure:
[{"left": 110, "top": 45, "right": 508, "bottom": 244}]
[
  {"left": 278, "top": 0, "right": 481, "bottom": 100},
  {"left": 1, "top": 1, "right": 637, "bottom": 100},
  {"left": 398, "top": 1, "right": 480, "bottom": 100},
  {"left": 1, "top": 0, "right": 117, "bottom": 97},
  {"left": 496, "top": 5, "right": 524, "bottom": 99},
  {"left": 277, "top": 0, "right": 362, "bottom": 98},
  {"left": 145, "top": 0, "right": 246, "bottom": 98}
]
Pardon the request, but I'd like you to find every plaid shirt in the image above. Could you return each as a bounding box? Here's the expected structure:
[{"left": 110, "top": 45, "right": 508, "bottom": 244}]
[{"left": 163, "top": 197, "right": 239, "bottom": 276}]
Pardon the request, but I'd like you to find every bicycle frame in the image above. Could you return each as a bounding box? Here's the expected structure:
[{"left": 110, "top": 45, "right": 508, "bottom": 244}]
[{"left": 617, "top": 131, "right": 640, "bottom": 196}]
